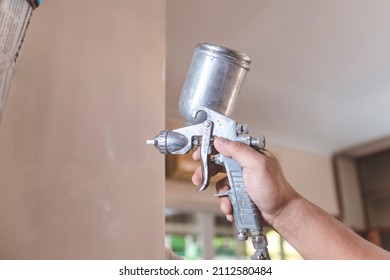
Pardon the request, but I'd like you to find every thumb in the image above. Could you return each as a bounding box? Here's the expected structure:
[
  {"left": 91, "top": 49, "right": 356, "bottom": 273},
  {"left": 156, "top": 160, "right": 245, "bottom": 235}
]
[{"left": 214, "top": 137, "right": 260, "bottom": 167}]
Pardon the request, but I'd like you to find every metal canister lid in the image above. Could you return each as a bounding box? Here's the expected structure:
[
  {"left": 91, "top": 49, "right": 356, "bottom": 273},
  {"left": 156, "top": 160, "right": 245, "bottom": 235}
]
[{"left": 195, "top": 42, "right": 251, "bottom": 70}]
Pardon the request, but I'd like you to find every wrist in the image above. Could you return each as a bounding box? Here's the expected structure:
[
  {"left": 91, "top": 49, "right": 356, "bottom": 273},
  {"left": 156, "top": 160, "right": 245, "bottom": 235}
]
[{"left": 266, "top": 188, "right": 303, "bottom": 232}]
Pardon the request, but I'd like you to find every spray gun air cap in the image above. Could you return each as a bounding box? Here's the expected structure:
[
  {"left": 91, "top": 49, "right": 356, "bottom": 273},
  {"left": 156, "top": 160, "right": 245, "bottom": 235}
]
[{"left": 179, "top": 42, "right": 252, "bottom": 125}]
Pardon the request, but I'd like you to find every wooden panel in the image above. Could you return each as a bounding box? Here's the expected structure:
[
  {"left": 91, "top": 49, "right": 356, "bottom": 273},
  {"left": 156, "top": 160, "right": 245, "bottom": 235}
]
[{"left": 358, "top": 148, "right": 390, "bottom": 196}]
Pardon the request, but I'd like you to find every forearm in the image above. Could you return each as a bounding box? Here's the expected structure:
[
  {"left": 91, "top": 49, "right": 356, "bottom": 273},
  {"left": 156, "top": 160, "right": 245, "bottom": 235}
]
[{"left": 272, "top": 194, "right": 390, "bottom": 260}]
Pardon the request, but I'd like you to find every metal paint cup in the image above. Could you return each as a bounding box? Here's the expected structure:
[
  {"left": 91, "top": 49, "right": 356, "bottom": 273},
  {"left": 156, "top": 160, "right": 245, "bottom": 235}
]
[{"left": 179, "top": 42, "right": 251, "bottom": 125}]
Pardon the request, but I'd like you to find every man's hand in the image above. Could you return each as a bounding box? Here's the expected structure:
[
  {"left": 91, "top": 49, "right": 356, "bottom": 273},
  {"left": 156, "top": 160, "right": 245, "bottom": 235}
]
[{"left": 191, "top": 137, "right": 298, "bottom": 227}]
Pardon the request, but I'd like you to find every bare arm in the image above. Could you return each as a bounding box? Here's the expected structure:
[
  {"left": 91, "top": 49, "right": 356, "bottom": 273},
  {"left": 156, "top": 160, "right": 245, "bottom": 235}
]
[
  {"left": 274, "top": 193, "right": 389, "bottom": 259},
  {"left": 192, "top": 137, "right": 390, "bottom": 260}
]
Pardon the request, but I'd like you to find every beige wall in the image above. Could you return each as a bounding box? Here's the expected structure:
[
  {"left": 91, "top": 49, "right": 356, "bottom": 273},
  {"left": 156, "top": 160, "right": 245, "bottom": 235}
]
[
  {"left": 0, "top": 0, "right": 166, "bottom": 259},
  {"left": 271, "top": 145, "right": 339, "bottom": 216}
]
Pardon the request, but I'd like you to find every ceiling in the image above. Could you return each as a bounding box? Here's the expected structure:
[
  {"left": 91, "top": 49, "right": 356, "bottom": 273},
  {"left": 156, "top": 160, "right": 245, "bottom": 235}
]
[{"left": 166, "top": 0, "right": 390, "bottom": 156}]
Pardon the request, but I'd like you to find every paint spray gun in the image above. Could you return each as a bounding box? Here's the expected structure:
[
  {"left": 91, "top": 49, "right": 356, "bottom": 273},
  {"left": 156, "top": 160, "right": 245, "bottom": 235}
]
[{"left": 147, "top": 43, "right": 270, "bottom": 260}]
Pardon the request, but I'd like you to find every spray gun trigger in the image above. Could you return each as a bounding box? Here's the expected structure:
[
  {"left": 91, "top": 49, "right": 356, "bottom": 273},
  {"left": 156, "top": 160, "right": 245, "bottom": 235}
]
[{"left": 198, "top": 119, "right": 213, "bottom": 191}]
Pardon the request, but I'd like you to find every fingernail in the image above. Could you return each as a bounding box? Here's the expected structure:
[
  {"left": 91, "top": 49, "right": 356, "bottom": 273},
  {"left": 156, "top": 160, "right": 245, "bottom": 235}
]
[
  {"left": 216, "top": 137, "right": 229, "bottom": 145},
  {"left": 192, "top": 174, "right": 201, "bottom": 187}
]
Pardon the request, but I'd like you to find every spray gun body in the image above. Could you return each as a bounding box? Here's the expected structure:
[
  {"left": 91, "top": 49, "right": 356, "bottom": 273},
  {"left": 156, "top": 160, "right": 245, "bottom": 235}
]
[{"left": 148, "top": 43, "right": 270, "bottom": 260}]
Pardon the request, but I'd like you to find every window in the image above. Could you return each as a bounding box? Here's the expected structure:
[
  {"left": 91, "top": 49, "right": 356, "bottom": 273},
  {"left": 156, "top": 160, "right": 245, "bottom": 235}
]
[{"left": 165, "top": 208, "right": 302, "bottom": 260}]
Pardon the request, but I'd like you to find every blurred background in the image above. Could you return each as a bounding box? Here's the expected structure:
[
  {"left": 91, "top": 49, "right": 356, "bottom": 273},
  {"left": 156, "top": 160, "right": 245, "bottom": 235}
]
[{"left": 165, "top": 0, "right": 390, "bottom": 259}]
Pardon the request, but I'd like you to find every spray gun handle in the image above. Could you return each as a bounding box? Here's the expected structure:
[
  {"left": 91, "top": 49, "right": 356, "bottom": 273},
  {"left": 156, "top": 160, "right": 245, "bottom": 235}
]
[
  {"left": 215, "top": 154, "right": 270, "bottom": 259},
  {"left": 215, "top": 155, "right": 262, "bottom": 237}
]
